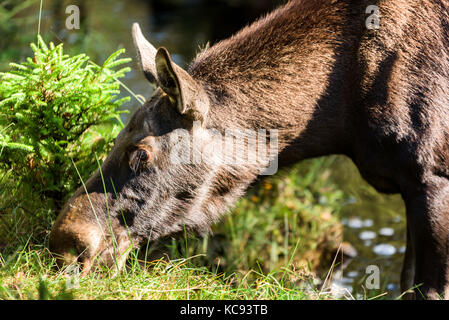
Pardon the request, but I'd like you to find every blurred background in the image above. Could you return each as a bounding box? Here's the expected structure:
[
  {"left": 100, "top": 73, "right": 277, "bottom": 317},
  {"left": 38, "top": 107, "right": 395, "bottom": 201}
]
[{"left": 1, "top": 0, "right": 407, "bottom": 298}]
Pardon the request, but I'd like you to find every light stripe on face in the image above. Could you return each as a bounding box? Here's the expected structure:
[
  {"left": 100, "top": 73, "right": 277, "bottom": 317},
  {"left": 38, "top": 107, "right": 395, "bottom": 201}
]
[{"left": 186, "top": 166, "right": 220, "bottom": 222}]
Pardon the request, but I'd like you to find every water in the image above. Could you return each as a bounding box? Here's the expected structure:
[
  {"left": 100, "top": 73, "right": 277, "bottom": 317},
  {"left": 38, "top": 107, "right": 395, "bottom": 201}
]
[
  {"left": 33, "top": 0, "right": 406, "bottom": 298},
  {"left": 329, "top": 156, "right": 405, "bottom": 298}
]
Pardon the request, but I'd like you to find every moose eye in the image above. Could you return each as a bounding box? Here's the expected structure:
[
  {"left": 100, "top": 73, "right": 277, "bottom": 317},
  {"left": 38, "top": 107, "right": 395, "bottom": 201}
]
[
  {"left": 129, "top": 148, "right": 151, "bottom": 171},
  {"left": 136, "top": 149, "right": 149, "bottom": 161}
]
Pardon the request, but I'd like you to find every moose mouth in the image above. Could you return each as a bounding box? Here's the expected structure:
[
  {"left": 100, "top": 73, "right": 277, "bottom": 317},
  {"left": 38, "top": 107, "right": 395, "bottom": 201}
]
[
  {"left": 49, "top": 192, "right": 134, "bottom": 275},
  {"left": 51, "top": 224, "right": 133, "bottom": 276}
]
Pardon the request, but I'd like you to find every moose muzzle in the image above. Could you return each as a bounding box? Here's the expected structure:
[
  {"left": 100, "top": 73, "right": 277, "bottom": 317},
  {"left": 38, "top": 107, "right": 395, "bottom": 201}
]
[{"left": 49, "top": 192, "right": 132, "bottom": 275}]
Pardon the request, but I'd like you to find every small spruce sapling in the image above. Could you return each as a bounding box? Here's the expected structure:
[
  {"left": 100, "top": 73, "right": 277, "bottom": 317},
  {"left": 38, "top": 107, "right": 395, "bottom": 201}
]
[{"left": 0, "top": 35, "right": 131, "bottom": 207}]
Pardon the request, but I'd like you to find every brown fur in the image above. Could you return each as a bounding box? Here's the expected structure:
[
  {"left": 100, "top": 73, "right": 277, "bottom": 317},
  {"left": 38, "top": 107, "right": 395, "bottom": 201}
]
[{"left": 50, "top": 0, "right": 449, "bottom": 299}]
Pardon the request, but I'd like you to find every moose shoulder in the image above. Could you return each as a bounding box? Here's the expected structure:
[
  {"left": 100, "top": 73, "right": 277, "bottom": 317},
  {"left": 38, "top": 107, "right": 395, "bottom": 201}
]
[{"left": 49, "top": 0, "right": 449, "bottom": 299}]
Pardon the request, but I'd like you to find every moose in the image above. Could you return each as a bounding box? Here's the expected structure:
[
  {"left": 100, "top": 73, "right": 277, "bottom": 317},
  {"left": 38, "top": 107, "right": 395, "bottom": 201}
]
[{"left": 49, "top": 0, "right": 449, "bottom": 299}]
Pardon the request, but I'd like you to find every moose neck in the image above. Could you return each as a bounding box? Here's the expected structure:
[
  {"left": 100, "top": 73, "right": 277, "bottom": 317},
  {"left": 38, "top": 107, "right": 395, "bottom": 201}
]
[{"left": 189, "top": 0, "right": 358, "bottom": 167}]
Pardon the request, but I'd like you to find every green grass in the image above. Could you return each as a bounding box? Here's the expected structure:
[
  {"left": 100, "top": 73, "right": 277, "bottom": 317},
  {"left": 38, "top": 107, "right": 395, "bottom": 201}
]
[{"left": 0, "top": 244, "right": 332, "bottom": 300}]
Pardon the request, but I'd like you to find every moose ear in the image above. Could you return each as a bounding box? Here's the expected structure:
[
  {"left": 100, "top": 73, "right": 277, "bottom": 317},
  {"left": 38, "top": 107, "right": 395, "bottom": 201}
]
[
  {"left": 155, "top": 47, "right": 209, "bottom": 122},
  {"left": 132, "top": 23, "right": 158, "bottom": 84}
]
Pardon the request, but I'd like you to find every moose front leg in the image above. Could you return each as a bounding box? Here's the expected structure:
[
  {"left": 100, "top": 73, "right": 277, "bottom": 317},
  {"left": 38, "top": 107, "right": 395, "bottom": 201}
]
[
  {"left": 400, "top": 225, "right": 415, "bottom": 299},
  {"left": 403, "top": 179, "right": 449, "bottom": 299}
]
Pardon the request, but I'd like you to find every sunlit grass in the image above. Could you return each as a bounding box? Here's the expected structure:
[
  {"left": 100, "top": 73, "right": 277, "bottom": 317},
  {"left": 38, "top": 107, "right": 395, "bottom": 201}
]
[{"left": 0, "top": 244, "right": 332, "bottom": 300}]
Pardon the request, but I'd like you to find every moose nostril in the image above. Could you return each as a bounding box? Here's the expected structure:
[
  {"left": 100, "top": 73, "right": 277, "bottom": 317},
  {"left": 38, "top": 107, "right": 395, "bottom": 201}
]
[
  {"left": 75, "top": 245, "right": 88, "bottom": 263},
  {"left": 53, "top": 250, "right": 78, "bottom": 269},
  {"left": 76, "top": 254, "right": 87, "bottom": 265}
]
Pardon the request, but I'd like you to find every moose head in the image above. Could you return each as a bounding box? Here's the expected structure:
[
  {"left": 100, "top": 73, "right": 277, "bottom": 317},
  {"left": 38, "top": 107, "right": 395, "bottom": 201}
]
[{"left": 49, "top": 24, "right": 271, "bottom": 273}]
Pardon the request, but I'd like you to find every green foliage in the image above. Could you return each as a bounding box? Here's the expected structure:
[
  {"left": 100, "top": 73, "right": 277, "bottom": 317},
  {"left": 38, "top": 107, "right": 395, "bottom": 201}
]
[
  {"left": 0, "top": 35, "right": 131, "bottom": 205},
  {"left": 0, "top": 245, "right": 325, "bottom": 300},
  {"left": 221, "top": 157, "right": 345, "bottom": 273},
  {"left": 0, "top": 0, "right": 38, "bottom": 69}
]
